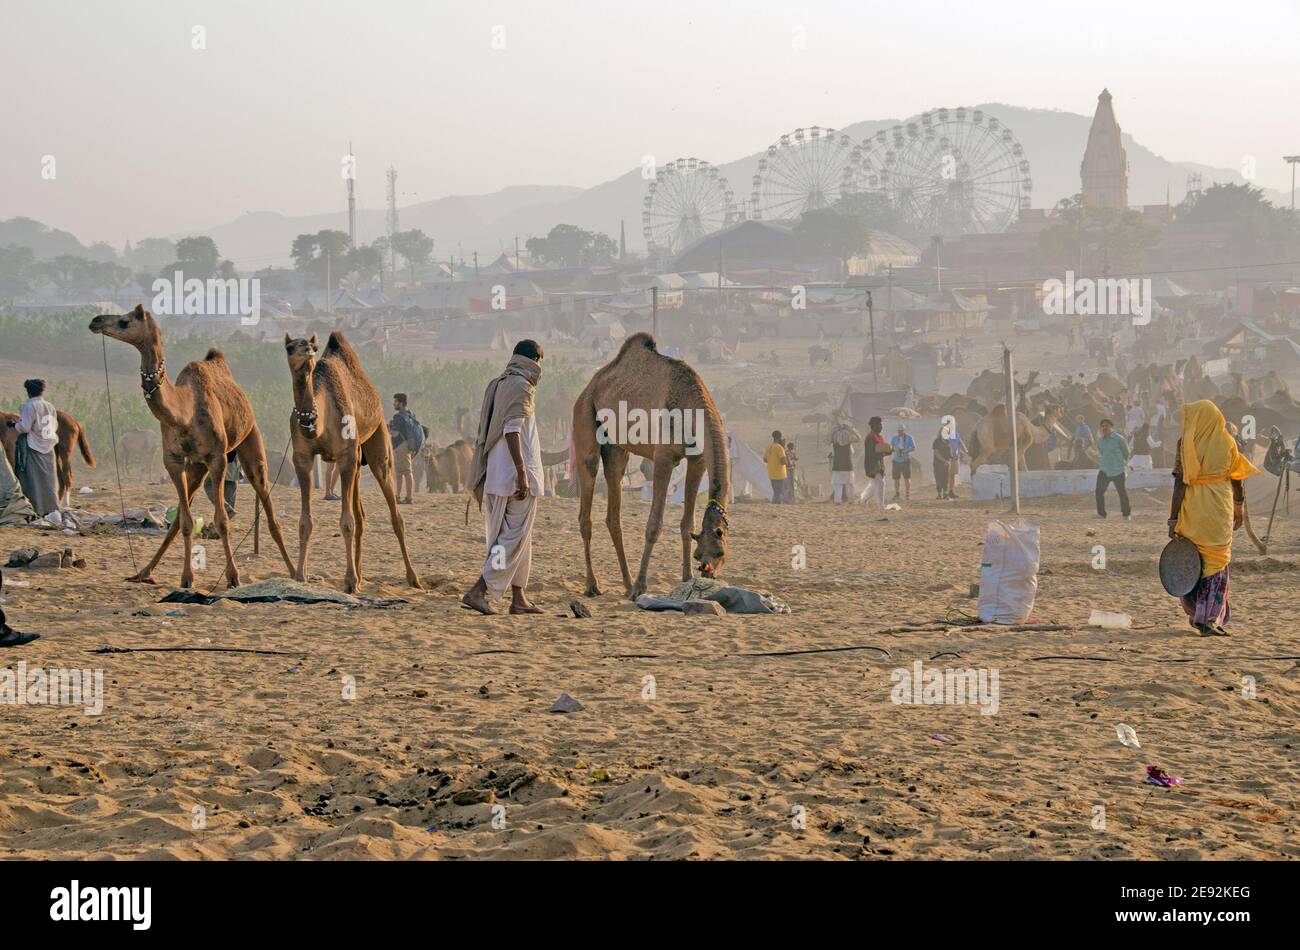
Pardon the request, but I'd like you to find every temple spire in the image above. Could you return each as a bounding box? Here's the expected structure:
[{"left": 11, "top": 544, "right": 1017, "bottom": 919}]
[{"left": 1081, "top": 88, "right": 1128, "bottom": 209}]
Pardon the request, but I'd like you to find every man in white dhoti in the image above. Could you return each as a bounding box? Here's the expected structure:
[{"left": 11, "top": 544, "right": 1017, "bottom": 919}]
[{"left": 462, "top": 340, "right": 545, "bottom": 615}]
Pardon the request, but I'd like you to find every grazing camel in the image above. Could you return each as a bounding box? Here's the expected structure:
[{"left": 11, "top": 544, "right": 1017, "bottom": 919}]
[
  {"left": 572, "top": 332, "right": 731, "bottom": 600},
  {"left": 421, "top": 439, "right": 473, "bottom": 493},
  {"left": 89, "top": 305, "right": 295, "bottom": 587},
  {"left": 1, "top": 409, "right": 95, "bottom": 506},
  {"left": 284, "top": 333, "right": 421, "bottom": 593},
  {"left": 968, "top": 404, "right": 1038, "bottom": 475},
  {"left": 115, "top": 428, "right": 162, "bottom": 481}
]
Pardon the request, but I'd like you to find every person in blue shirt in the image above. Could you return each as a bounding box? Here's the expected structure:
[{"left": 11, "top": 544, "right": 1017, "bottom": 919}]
[
  {"left": 1072, "top": 414, "right": 1095, "bottom": 465},
  {"left": 1095, "top": 418, "right": 1132, "bottom": 520},
  {"left": 890, "top": 423, "right": 916, "bottom": 502}
]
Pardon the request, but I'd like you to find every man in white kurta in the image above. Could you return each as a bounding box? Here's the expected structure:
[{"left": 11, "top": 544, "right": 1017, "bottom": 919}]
[{"left": 462, "top": 341, "right": 545, "bottom": 615}]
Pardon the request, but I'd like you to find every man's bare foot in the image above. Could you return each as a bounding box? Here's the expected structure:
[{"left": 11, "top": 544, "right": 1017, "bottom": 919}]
[
  {"left": 461, "top": 586, "right": 495, "bottom": 615},
  {"left": 510, "top": 586, "right": 541, "bottom": 613}
]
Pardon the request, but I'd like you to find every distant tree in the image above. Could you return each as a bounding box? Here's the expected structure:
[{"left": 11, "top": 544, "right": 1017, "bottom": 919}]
[
  {"left": 1176, "top": 182, "right": 1299, "bottom": 261},
  {"left": 390, "top": 229, "right": 434, "bottom": 284},
  {"left": 173, "top": 236, "right": 221, "bottom": 278},
  {"left": 345, "top": 244, "right": 384, "bottom": 284},
  {"left": 834, "top": 191, "right": 913, "bottom": 240},
  {"left": 0, "top": 245, "right": 36, "bottom": 297},
  {"left": 793, "top": 207, "right": 873, "bottom": 276},
  {"left": 525, "top": 224, "right": 617, "bottom": 267},
  {"left": 132, "top": 237, "right": 177, "bottom": 271},
  {"left": 1036, "top": 194, "right": 1159, "bottom": 273},
  {"left": 290, "top": 229, "right": 353, "bottom": 289}
]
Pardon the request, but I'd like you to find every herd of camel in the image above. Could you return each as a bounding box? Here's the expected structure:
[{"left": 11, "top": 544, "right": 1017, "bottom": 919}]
[
  {"left": 19, "top": 305, "right": 1287, "bottom": 600},
  {"left": 923, "top": 358, "right": 1300, "bottom": 474},
  {"left": 70, "top": 305, "right": 730, "bottom": 599}
]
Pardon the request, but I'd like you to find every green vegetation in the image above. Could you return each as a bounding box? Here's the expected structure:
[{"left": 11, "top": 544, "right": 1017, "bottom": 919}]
[{"left": 1, "top": 309, "right": 584, "bottom": 464}]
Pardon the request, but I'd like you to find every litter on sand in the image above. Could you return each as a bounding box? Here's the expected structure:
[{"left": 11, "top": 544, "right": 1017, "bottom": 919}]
[
  {"left": 159, "top": 579, "right": 408, "bottom": 608},
  {"left": 1089, "top": 609, "right": 1132, "bottom": 629},
  {"left": 1116, "top": 723, "right": 1140, "bottom": 748},
  {"left": 635, "top": 577, "right": 790, "bottom": 614},
  {"left": 548, "top": 693, "right": 583, "bottom": 713},
  {"left": 1145, "top": 765, "right": 1183, "bottom": 787}
]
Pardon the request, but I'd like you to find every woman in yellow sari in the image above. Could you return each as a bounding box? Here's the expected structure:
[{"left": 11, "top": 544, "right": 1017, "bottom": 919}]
[{"left": 1168, "top": 400, "right": 1260, "bottom": 636}]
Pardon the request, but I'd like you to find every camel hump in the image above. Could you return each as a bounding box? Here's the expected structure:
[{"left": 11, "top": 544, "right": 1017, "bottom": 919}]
[
  {"left": 204, "top": 348, "right": 226, "bottom": 362},
  {"left": 324, "top": 331, "right": 363, "bottom": 367},
  {"left": 617, "top": 332, "right": 657, "bottom": 357}
]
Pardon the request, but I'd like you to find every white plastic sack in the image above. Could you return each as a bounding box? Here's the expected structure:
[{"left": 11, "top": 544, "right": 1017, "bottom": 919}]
[{"left": 977, "top": 520, "right": 1040, "bottom": 624}]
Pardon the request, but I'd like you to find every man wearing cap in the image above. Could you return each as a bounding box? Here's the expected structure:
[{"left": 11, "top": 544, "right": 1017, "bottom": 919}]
[{"left": 890, "top": 423, "right": 916, "bottom": 503}]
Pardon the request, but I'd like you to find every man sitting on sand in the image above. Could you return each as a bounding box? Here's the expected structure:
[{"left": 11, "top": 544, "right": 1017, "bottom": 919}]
[{"left": 462, "top": 341, "right": 545, "bottom": 616}]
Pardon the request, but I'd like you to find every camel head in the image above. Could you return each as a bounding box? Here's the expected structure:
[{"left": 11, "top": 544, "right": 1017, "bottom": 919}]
[
  {"left": 691, "top": 499, "right": 729, "bottom": 578},
  {"left": 284, "top": 333, "right": 319, "bottom": 375},
  {"left": 89, "top": 303, "right": 159, "bottom": 348}
]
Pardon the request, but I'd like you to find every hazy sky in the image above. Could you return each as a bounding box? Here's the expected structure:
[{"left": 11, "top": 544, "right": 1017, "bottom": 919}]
[{"left": 4, "top": 0, "right": 1298, "bottom": 250}]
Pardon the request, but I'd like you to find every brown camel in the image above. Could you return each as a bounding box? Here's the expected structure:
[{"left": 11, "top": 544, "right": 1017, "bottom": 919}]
[
  {"left": 114, "top": 428, "right": 162, "bottom": 481},
  {"left": 422, "top": 439, "right": 473, "bottom": 493},
  {"left": 284, "top": 333, "right": 421, "bottom": 593},
  {"left": 89, "top": 305, "right": 295, "bottom": 587},
  {"left": 968, "top": 405, "right": 1037, "bottom": 475},
  {"left": 572, "top": 333, "right": 730, "bottom": 600},
  {"left": 2, "top": 409, "right": 95, "bottom": 507}
]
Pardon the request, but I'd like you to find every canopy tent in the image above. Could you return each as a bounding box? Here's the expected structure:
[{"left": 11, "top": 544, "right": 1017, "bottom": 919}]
[{"left": 638, "top": 431, "right": 774, "bottom": 503}]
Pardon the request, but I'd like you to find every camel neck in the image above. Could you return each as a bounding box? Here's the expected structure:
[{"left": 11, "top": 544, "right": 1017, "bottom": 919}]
[
  {"left": 291, "top": 367, "right": 317, "bottom": 412},
  {"left": 137, "top": 340, "right": 185, "bottom": 428},
  {"left": 702, "top": 405, "right": 730, "bottom": 502}
]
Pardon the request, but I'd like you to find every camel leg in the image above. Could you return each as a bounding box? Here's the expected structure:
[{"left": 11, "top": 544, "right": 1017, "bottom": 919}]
[
  {"left": 57, "top": 448, "right": 72, "bottom": 508},
  {"left": 576, "top": 446, "right": 601, "bottom": 596},
  {"left": 601, "top": 446, "right": 633, "bottom": 592},
  {"left": 175, "top": 462, "right": 207, "bottom": 589},
  {"left": 679, "top": 456, "right": 706, "bottom": 581},
  {"left": 631, "top": 450, "right": 675, "bottom": 601},
  {"left": 292, "top": 454, "right": 314, "bottom": 582},
  {"left": 130, "top": 461, "right": 203, "bottom": 584},
  {"left": 234, "top": 427, "right": 295, "bottom": 576},
  {"left": 351, "top": 464, "right": 365, "bottom": 583},
  {"left": 337, "top": 458, "right": 360, "bottom": 594},
  {"left": 361, "top": 432, "right": 422, "bottom": 589},
  {"left": 206, "top": 455, "right": 240, "bottom": 588}
]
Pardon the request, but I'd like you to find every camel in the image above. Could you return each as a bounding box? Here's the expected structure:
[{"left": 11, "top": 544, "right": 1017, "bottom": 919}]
[
  {"left": 967, "top": 404, "right": 1037, "bottom": 475},
  {"left": 115, "top": 428, "right": 162, "bottom": 481},
  {"left": 572, "top": 333, "right": 731, "bottom": 600},
  {"left": 89, "top": 305, "right": 295, "bottom": 588},
  {"left": 421, "top": 439, "right": 473, "bottom": 493},
  {"left": 1, "top": 409, "right": 95, "bottom": 507},
  {"left": 284, "top": 333, "right": 421, "bottom": 593}
]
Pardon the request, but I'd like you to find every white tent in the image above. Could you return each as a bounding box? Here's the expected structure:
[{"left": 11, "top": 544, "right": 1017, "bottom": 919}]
[{"left": 641, "top": 431, "right": 774, "bottom": 503}]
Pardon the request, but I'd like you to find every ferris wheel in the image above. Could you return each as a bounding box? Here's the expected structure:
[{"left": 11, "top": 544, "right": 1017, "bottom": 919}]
[
  {"left": 751, "top": 126, "right": 864, "bottom": 222},
  {"left": 641, "top": 158, "right": 735, "bottom": 255},
  {"left": 858, "top": 107, "right": 1032, "bottom": 235}
]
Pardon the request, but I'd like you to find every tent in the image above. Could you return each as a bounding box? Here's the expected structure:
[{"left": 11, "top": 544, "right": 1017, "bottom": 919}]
[
  {"left": 643, "top": 431, "right": 774, "bottom": 503},
  {"left": 437, "top": 318, "right": 509, "bottom": 350}
]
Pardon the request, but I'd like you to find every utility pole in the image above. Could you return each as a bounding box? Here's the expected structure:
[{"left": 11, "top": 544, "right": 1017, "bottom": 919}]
[
  {"left": 652, "top": 285, "right": 659, "bottom": 340},
  {"left": 346, "top": 141, "right": 356, "bottom": 248},
  {"left": 385, "top": 166, "right": 399, "bottom": 277},
  {"left": 866, "top": 290, "right": 878, "bottom": 392},
  {"left": 932, "top": 236, "right": 943, "bottom": 292},
  {"left": 325, "top": 249, "right": 331, "bottom": 315},
  {"left": 515, "top": 235, "right": 520, "bottom": 270},
  {"left": 473, "top": 251, "right": 479, "bottom": 281},
  {"left": 1003, "top": 344, "right": 1020, "bottom": 514},
  {"left": 1286, "top": 156, "right": 1300, "bottom": 213}
]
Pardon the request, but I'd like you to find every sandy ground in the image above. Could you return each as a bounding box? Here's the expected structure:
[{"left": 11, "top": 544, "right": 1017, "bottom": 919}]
[{"left": 2, "top": 474, "right": 1299, "bottom": 861}]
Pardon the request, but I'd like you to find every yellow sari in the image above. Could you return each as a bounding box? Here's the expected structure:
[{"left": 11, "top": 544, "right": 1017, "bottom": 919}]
[{"left": 1174, "top": 400, "right": 1260, "bottom": 576}]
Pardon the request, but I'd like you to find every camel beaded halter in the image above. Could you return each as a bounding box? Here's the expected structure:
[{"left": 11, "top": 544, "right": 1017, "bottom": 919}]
[{"left": 140, "top": 360, "right": 166, "bottom": 399}]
